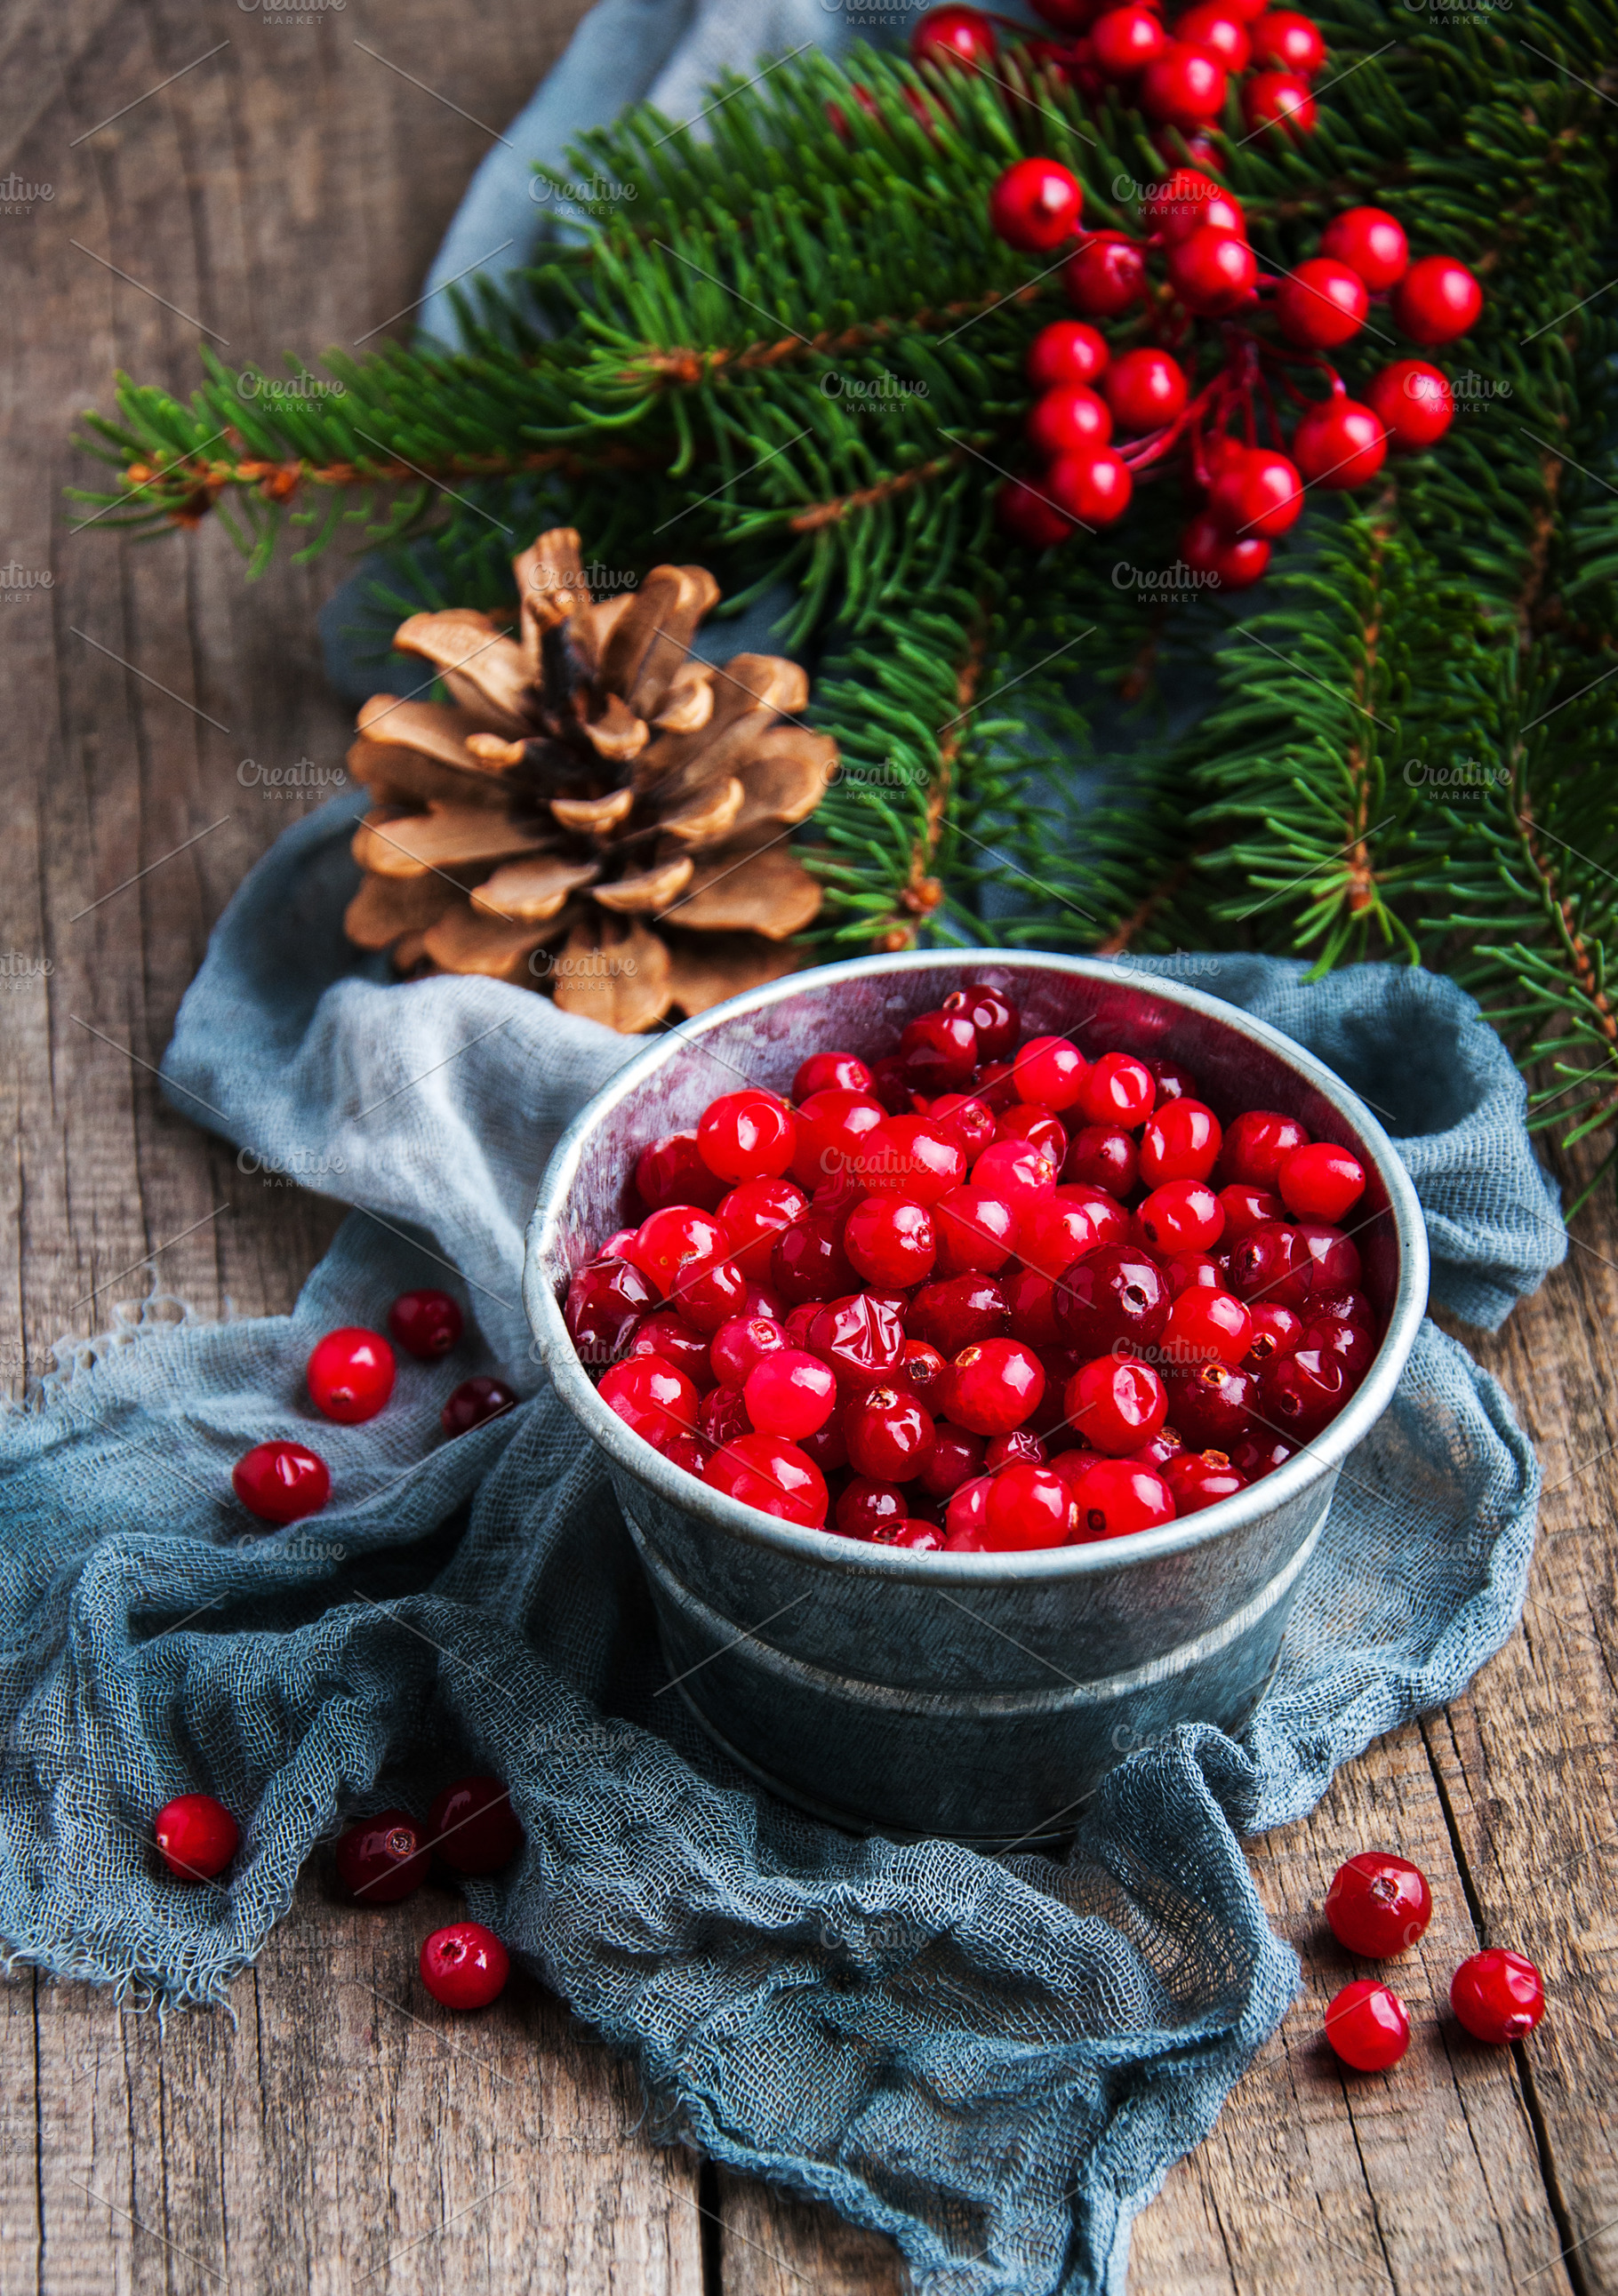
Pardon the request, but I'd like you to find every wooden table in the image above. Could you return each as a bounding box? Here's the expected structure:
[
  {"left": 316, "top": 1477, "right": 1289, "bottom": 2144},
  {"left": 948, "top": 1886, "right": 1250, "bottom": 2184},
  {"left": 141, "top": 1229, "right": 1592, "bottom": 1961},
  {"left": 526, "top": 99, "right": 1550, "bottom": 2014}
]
[{"left": 2, "top": 4, "right": 1613, "bottom": 2286}]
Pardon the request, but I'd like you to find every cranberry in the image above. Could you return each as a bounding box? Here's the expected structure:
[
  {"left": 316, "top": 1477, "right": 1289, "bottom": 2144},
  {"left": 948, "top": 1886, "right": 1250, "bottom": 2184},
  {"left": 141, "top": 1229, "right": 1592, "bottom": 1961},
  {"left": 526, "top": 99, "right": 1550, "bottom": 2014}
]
[
  {"left": 628, "top": 1206, "right": 729, "bottom": 1299},
  {"left": 635, "top": 1129, "right": 727, "bottom": 1213},
  {"left": 933, "top": 1187, "right": 1018, "bottom": 1275},
  {"left": 807, "top": 1292, "right": 906, "bottom": 1388},
  {"left": 671, "top": 1256, "right": 751, "bottom": 1334},
  {"left": 1124, "top": 1426, "right": 1183, "bottom": 1472},
  {"left": 901, "top": 1009, "right": 981, "bottom": 1092},
  {"left": 1450, "top": 1949, "right": 1545, "bottom": 2044},
  {"left": 1367, "top": 360, "right": 1453, "bottom": 452},
  {"left": 1020, "top": 1196, "right": 1104, "bottom": 1281},
  {"left": 845, "top": 1195, "right": 936, "bottom": 1287},
  {"left": 1225, "top": 1218, "right": 1301, "bottom": 1303},
  {"left": 997, "top": 482, "right": 1074, "bottom": 550},
  {"left": 1138, "top": 1180, "right": 1224, "bottom": 1253},
  {"left": 1165, "top": 1252, "right": 1222, "bottom": 1297},
  {"left": 1325, "top": 1980, "right": 1410, "bottom": 2071},
  {"left": 924, "top": 1094, "right": 997, "bottom": 1163},
  {"left": 1321, "top": 206, "right": 1409, "bottom": 292},
  {"left": 421, "top": 1774, "right": 522, "bottom": 1872},
  {"left": 1068, "top": 1457, "right": 1175, "bottom": 1540},
  {"left": 1046, "top": 446, "right": 1133, "bottom": 528},
  {"left": 1064, "top": 1356, "right": 1168, "bottom": 1454},
  {"left": 1029, "top": 384, "right": 1114, "bottom": 458},
  {"left": 1250, "top": 7, "right": 1324, "bottom": 71},
  {"left": 1163, "top": 1286, "right": 1253, "bottom": 1366},
  {"left": 697, "top": 1090, "right": 797, "bottom": 1184},
  {"left": 1166, "top": 1359, "right": 1256, "bottom": 1448},
  {"left": 1141, "top": 1100, "right": 1222, "bottom": 1186},
  {"left": 717, "top": 1178, "right": 806, "bottom": 1282},
  {"left": 1279, "top": 1141, "right": 1366, "bottom": 1222},
  {"left": 944, "top": 1473, "right": 993, "bottom": 1548},
  {"left": 565, "top": 1256, "right": 655, "bottom": 1366},
  {"left": 1145, "top": 1055, "right": 1201, "bottom": 1103},
  {"left": 1242, "top": 1300, "right": 1303, "bottom": 1368},
  {"left": 908, "top": 1274, "right": 1010, "bottom": 1356},
  {"left": 1012, "top": 1042, "right": 1087, "bottom": 1121},
  {"left": 1168, "top": 225, "right": 1257, "bottom": 317},
  {"left": 1218, "top": 1182, "right": 1286, "bottom": 1236},
  {"left": 984, "top": 1427, "right": 1048, "bottom": 1471},
  {"left": 1218, "top": 1109, "right": 1307, "bottom": 1187},
  {"left": 1141, "top": 40, "right": 1226, "bottom": 125},
  {"left": 868, "top": 1054, "right": 914, "bottom": 1116},
  {"left": 1003, "top": 1265, "right": 1061, "bottom": 1348},
  {"left": 797, "top": 1414, "right": 848, "bottom": 1474},
  {"left": 598, "top": 1358, "right": 695, "bottom": 1447},
  {"left": 1293, "top": 396, "right": 1387, "bottom": 491},
  {"left": 306, "top": 1326, "right": 396, "bottom": 1424},
  {"left": 1053, "top": 1244, "right": 1170, "bottom": 1354},
  {"left": 1393, "top": 254, "right": 1483, "bottom": 347},
  {"left": 973, "top": 1060, "right": 1021, "bottom": 1114},
  {"left": 421, "top": 1921, "right": 509, "bottom": 2012},
  {"left": 836, "top": 1476, "right": 908, "bottom": 1540},
  {"left": 867, "top": 1117, "right": 966, "bottom": 1204},
  {"left": 971, "top": 1140, "right": 1058, "bottom": 1209},
  {"left": 845, "top": 1384, "right": 935, "bottom": 1481},
  {"left": 1243, "top": 68, "right": 1316, "bottom": 133},
  {"left": 901, "top": 1338, "right": 947, "bottom": 1398},
  {"left": 1261, "top": 1345, "right": 1357, "bottom": 1438},
  {"left": 705, "top": 1433, "right": 829, "bottom": 1525},
  {"left": 1326, "top": 1852, "right": 1432, "bottom": 1956},
  {"left": 942, "top": 1337, "right": 1045, "bottom": 1436},
  {"left": 388, "top": 1289, "right": 464, "bottom": 1361},
  {"left": 1174, "top": 4, "right": 1251, "bottom": 68},
  {"left": 1304, "top": 1314, "right": 1376, "bottom": 1376},
  {"left": 154, "top": 1793, "right": 238, "bottom": 1881},
  {"left": 984, "top": 1462, "right": 1075, "bottom": 1551},
  {"left": 709, "top": 1314, "right": 786, "bottom": 1388},
  {"left": 918, "top": 1422, "right": 986, "bottom": 1497},
  {"left": 699, "top": 1383, "right": 751, "bottom": 1448},
  {"left": 1092, "top": 4, "right": 1168, "bottom": 75},
  {"left": 989, "top": 156, "right": 1084, "bottom": 252},
  {"left": 1063, "top": 232, "right": 1148, "bottom": 318},
  {"left": 1165, "top": 1449, "right": 1246, "bottom": 1514},
  {"left": 1073, "top": 1052, "right": 1152, "bottom": 1128},
  {"left": 439, "top": 1374, "right": 519, "bottom": 1436},
  {"left": 793, "top": 1051, "right": 872, "bottom": 1100},
  {"left": 995, "top": 1103, "right": 1068, "bottom": 1165},
  {"left": 790, "top": 1089, "right": 886, "bottom": 1188},
  {"left": 1278, "top": 1221, "right": 1364, "bottom": 1307},
  {"left": 773, "top": 1210, "right": 858, "bottom": 1304},
  {"left": 784, "top": 1304, "right": 820, "bottom": 1348},
  {"left": 1208, "top": 448, "right": 1304, "bottom": 540},
  {"left": 336, "top": 1809, "right": 429, "bottom": 1903},
  {"left": 1063, "top": 1124, "right": 1139, "bottom": 1197},
  {"left": 1025, "top": 323, "right": 1110, "bottom": 393},
  {"left": 1230, "top": 1431, "right": 1294, "bottom": 1479},
  {"left": 628, "top": 1313, "right": 714, "bottom": 1388},
  {"left": 662, "top": 1430, "right": 710, "bottom": 1476},
  {"left": 744, "top": 1348, "right": 837, "bottom": 1439},
  {"left": 1183, "top": 516, "right": 1271, "bottom": 590},
  {"left": 893, "top": 1520, "right": 945, "bottom": 1551},
  {"left": 232, "top": 1439, "right": 331, "bottom": 1525}
]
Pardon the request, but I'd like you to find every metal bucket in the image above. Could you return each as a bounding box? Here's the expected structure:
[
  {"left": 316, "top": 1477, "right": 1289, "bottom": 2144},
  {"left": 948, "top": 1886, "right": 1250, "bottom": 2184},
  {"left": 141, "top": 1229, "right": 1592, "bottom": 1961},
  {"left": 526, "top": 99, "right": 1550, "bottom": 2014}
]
[{"left": 524, "top": 953, "right": 1429, "bottom": 1846}]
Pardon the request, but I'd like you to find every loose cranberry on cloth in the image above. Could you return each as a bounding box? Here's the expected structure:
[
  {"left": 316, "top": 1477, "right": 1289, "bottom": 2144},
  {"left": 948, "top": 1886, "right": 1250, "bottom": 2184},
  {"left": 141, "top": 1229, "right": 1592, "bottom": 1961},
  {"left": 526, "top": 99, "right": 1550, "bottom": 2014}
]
[{"left": 0, "top": 721, "right": 1569, "bottom": 2296}]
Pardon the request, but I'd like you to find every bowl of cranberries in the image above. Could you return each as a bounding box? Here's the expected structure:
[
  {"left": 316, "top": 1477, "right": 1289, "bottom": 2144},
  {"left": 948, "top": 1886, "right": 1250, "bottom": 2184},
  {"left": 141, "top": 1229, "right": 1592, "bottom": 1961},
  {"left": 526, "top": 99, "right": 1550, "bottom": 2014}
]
[{"left": 525, "top": 953, "right": 1427, "bottom": 1844}]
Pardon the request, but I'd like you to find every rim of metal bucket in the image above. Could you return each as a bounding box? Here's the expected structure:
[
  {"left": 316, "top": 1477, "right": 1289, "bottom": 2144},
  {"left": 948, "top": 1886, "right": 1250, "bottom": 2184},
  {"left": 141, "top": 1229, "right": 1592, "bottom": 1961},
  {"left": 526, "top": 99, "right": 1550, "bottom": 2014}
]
[{"left": 524, "top": 950, "right": 1430, "bottom": 1586}]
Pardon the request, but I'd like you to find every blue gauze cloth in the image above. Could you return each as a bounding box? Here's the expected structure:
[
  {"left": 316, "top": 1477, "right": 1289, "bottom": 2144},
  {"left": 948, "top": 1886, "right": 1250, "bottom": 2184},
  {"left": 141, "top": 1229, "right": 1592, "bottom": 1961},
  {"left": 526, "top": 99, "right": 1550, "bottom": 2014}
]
[{"left": 3, "top": 7, "right": 1569, "bottom": 2290}]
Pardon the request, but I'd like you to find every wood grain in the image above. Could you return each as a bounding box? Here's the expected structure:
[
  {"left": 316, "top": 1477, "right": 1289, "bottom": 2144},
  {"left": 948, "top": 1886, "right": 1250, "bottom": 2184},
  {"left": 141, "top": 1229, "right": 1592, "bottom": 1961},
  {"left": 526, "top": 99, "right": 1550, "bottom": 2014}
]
[{"left": 0, "top": 0, "right": 1614, "bottom": 2291}]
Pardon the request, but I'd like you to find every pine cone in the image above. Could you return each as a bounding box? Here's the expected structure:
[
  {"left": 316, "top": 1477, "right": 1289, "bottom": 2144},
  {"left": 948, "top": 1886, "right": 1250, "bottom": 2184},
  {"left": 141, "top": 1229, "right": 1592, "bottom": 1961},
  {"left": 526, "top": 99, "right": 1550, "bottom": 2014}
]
[{"left": 342, "top": 529, "right": 836, "bottom": 1031}]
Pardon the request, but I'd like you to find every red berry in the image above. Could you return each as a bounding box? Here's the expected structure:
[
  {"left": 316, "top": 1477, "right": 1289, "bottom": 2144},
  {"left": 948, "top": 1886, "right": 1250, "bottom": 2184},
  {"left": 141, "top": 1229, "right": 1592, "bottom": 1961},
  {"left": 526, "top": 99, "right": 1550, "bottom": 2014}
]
[
  {"left": 307, "top": 1326, "right": 395, "bottom": 1424},
  {"left": 440, "top": 1374, "right": 519, "bottom": 1436},
  {"left": 843, "top": 1195, "right": 935, "bottom": 1287},
  {"left": 1326, "top": 1852, "right": 1432, "bottom": 1956},
  {"left": 704, "top": 1433, "right": 829, "bottom": 1524},
  {"left": 1168, "top": 225, "right": 1258, "bottom": 316},
  {"left": 997, "top": 480, "right": 1075, "bottom": 548},
  {"left": 1068, "top": 1456, "right": 1175, "bottom": 1539},
  {"left": 716, "top": 1178, "right": 806, "bottom": 1284},
  {"left": 699, "top": 1381, "right": 751, "bottom": 1449},
  {"left": 629, "top": 1205, "right": 730, "bottom": 1298},
  {"left": 912, "top": 3, "right": 999, "bottom": 63},
  {"left": 1292, "top": 396, "right": 1386, "bottom": 490},
  {"left": 1028, "top": 384, "right": 1114, "bottom": 456},
  {"left": 1147, "top": 171, "right": 1244, "bottom": 245},
  {"left": 1392, "top": 253, "right": 1482, "bottom": 345},
  {"left": 1007, "top": 1036, "right": 1084, "bottom": 1111},
  {"left": 1249, "top": 8, "right": 1324, "bottom": 74},
  {"left": 973, "top": 1060, "right": 1022, "bottom": 1114},
  {"left": 1230, "top": 1430, "right": 1295, "bottom": 1479},
  {"left": 154, "top": 1793, "right": 238, "bottom": 1882},
  {"left": 1053, "top": 1244, "right": 1170, "bottom": 1353},
  {"left": 565, "top": 1255, "right": 655, "bottom": 1367},
  {"left": 1182, "top": 514, "right": 1270, "bottom": 589},
  {"left": 994, "top": 1103, "right": 1068, "bottom": 1167},
  {"left": 1450, "top": 1948, "right": 1545, "bottom": 2044},
  {"left": 943, "top": 1472, "right": 992, "bottom": 1548},
  {"left": 1063, "top": 233, "right": 1149, "bottom": 318},
  {"left": 599, "top": 1357, "right": 696, "bottom": 1448},
  {"left": 1325, "top": 1979, "right": 1410, "bottom": 2070},
  {"left": 709, "top": 1313, "right": 787, "bottom": 1388},
  {"left": 1064, "top": 1355, "right": 1168, "bottom": 1454},
  {"left": 1057, "top": 1182, "right": 1131, "bottom": 1252},
  {"left": 1063, "top": 1124, "right": 1140, "bottom": 1197},
  {"left": 1027, "top": 320, "right": 1111, "bottom": 391},
  {"left": 1167, "top": 1357, "right": 1257, "bottom": 1447},
  {"left": 1165, "top": 1251, "right": 1222, "bottom": 1295},
  {"left": 918, "top": 1421, "right": 986, "bottom": 1498},
  {"left": 793, "top": 1052, "right": 873, "bottom": 1101},
  {"left": 990, "top": 157, "right": 1084, "bottom": 252},
  {"left": 942, "top": 1337, "right": 1045, "bottom": 1435},
  {"left": 1046, "top": 447, "right": 1133, "bottom": 527},
  {"left": 984, "top": 1461, "right": 1075, "bottom": 1550},
  {"left": 835, "top": 1476, "right": 907, "bottom": 1540},
  {"left": 421, "top": 1920, "right": 509, "bottom": 2012},
  {"left": 1091, "top": 4, "right": 1168, "bottom": 74},
  {"left": 900, "top": 1008, "right": 981, "bottom": 1091},
  {"left": 1002, "top": 1269, "right": 1061, "bottom": 1348},
  {"left": 742, "top": 1348, "right": 837, "bottom": 1440},
  {"left": 790, "top": 1088, "right": 886, "bottom": 1188},
  {"left": 1242, "top": 1300, "right": 1303, "bottom": 1367},
  {"left": 845, "top": 1383, "right": 935, "bottom": 1481},
  {"left": 671, "top": 1256, "right": 752, "bottom": 1334},
  {"left": 697, "top": 1090, "right": 797, "bottom": 1184},
  {"left": 1208, "top": 449, "right": 1303, "bottom": 540},
  {"left": 925, "top": 1093, "right": 997, "bottom": 1163},
  {"left": 628, "top": 1313, "right": 714, "bottom": 1388},
  {"left": 867, "top": 1117, "right": 967, "bottom": 1204},
  {"left": 1218, "top": 1181, "right": 1287, "bottom": 1237},
  {"left": 1140, "top": 43, "right": 1227, "bottom": 128},
  {"left": 1278, "top": 1140, "right": 1366, "bottom": 1221},
  {"left": 1320, "top": 206, "right": 1408, "bottom": 292},
  {"left": 1367, "top": 359, "right": 1453, "bottom": 451},
  {"left": 1138, "top": 1178, "right": 1224, "bottom": 1252},
  {"left": 941, "top": 981, "right": 1021, "bottom": 1060},
  {"left": 901, "top": 1337, "right": 948, "bottom": 1398},
  {"left": 1164, "top": 1285, "right": 1253, "bottom": 1365},
  {"left": 772, "top": 1209, "right": 859, "bottom": 1305},
  {"left": 1141, "top": 1097, "right": 1222, "bottom": 1184},
  {"left": 1020, "top": 1196, "right": 1104, "bottom": 1281},
  {"left": 971, "top": 1139, "right": 1059, "bottom": 1208},
  {"left": 388, "top": 1289, "right": 464, "bottom": 1361},
  {"left": 909, "top": 1273, "right": 1011, "bottom": 1355},
  {"left": 933, "top": 1187, "right": 1019, "bottom": 1274},
  {"left": 807, "top": 1290, "right": 907, "bottom": 1388},
  {"left": 232, "top": 1440, "right": 330, "bottom": 1525},
  {"left": 1076, "top": 1051, "right": 1154, "bottom": 1126},
  {"left": 1165, "top": 1448, "right": 1246, "bottom": 1513},
  {"left": 1278, "top": 257, "right": 1369, "bottom": 349},
  {"left": 1173, "top": 4, "right": 1251, "bottom": 69},
  {"left": 1219, "top": 1108, "right": 1308, "bottom": 1187},
  {"left": 1105, "top": 348, "right": 1189, "bottom": 434},
  {"left": 335, "top": 1808, "right": 429, "bottom": 1904},
  {"left": 1260, "top": 1343, "right": 1356, "bottom": 1437},
  {"left": 1243, "top": 68, "right": 1316, "bottom": 133},
  {"left": 635, "top": 1129, "right": 727, "bottom": 1213}
]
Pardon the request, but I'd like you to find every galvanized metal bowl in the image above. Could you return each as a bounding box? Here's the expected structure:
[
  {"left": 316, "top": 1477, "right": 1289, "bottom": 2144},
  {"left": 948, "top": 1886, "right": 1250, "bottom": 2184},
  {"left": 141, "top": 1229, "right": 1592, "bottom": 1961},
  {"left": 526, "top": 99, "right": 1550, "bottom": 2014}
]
[{"left": 524, "top": 953, "right": 1429, "bottom": 1847}]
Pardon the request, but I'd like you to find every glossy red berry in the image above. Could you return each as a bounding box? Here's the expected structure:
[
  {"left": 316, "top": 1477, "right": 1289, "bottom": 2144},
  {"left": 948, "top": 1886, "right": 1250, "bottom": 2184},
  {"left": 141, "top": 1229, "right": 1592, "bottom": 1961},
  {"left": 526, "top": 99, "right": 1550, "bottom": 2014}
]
[
  {"left": 715, "top": 1177, "right": 806, "bottom": 1284},
  {"left": 989, "top": 157, "right": 1084, "bottom": 252},
  {"left": 307, "top": 1326, "right": 396, "bottom": 1423},
  {"left": 925, "top": 1094, "right": 997, "bottom": 1164},
  {"left": 629, "top": 1205, "right": 730, "bottom": 1297},
  {"left": 1278, "top": 258, "right": 1368, "bottom": 349},
  {"left": 866, "top": 1118, "right": 967, "bottom": 1204},
  {"left": 1046, "top": 447, "right": 1133, "bottom": 527},
  {"left": 1164, "top": 1285, "right": 1253, "bottom": 1365},
  {"left": 699, "top": 1382, "right": 751, "bottom": 1449},
  {"left": 1261, "top": 1344, "right": 1357, "bottom": 1438},
  {"left": 995, "top": 1103, "right": 1068, "bottom": 1168},
  {"left": 1091, "top": 4, "right": 1168, "bottom": 74},
  {"left": 1278, "top": 1141, "right": 1366, "bottom": 1221},
  {"left": 421, "top": 1921, "right": 509, "bottom": 2011},
  {"left": 831, "top": 1477, "right": 901, "bottom": 1542},
  {"left": 807, "top": 1291, "right": 906, "bottom": 1388},
  {"left": 1141, "top": 1098, "right": 1222, "bottom": 1184},
  {"left": 565, "top": 1255, "right": 655, "bottom": 1367},
  {"left": 1063, "top": 1356, "right": 1168, "bottom": 1454},
  {"left": 773, "top": 1211, "right": 859, "bottom": 1305},
  {"left": 997, "top": 480, "right": 1074, "bottom": 548},
  {"left": 793, "top": 1052, "right": 872, "bottom": 1101},
  {"left": 1219, "top": 1108, "right": 1308, "bottom": 1187},
  {"left": 1106, "top": 348, "right": 1189, "bottom": 434},
  {"left": 1068, "top": 1456, "right": 1175, "bottom": 1540},
  {"left": 671, "top": 1256, "right": 753, "bottom": 1335},
  {"left": 1053, "top": 1244, "right": 1170, "bottom": 1354},
  {"left": 1138, "top": 1179, "right": 1224, "bottom": 1252},
  {"left": 1393, "top": 254, "right": 1483, "bottom": 346},
  {"left": 1230, "top": 1430, "right": 1295, "bottom": 1479},
  {"left": 743, "top": 1348, "right": 837, "bottom": 1439},
  {"left": 1140, "top": 43, "right": 1227, "bottom": 129},
  {"left": 336, "top": 1809, "right": 429, "bottom": 1903},
  {"left": 790, "top": 1089, "right": 886, "bottom": 1189},
  {"left": 912, "top": 3, "right": 1000, "bottom": 64},
  {"left": 1450, "top": 1949, "right": 1545, "bottom": 2044},
  {"left": 971, "top": 1140, "right": 1059, "bottom": 1209},
  {"left": 1321, "top": 206, "right": 1408, "bottom": 292},
  {"left": 1181, "top": 513, "right": 1270, "bottom": 589},
  {"left": 1173, "top": 4, "right": 1251, "bottom": 70},
  {"left": 942, "top": 1337, "right": 1045, "bottom": 1436},
  {"left": 900, "top": 1008, "right": 981, "bottom": 1091},
  {"left": 841, "top": 1196, "right": 934, "bottom": 1288},
  {"left": 709, "top": 1314, "right": 786, "bottom": 1388},
  {"left": 1168, "top": 225, "right": 1258, "bottom": 316},
  {"left": 1168, "top": 1358, "right": 1257, "bottom": 1447},
  {"left": 1028, "top": 384, "right": 1115, "bottom": 456},
  {"left": 933, "top": 1187, "right": 1019, "bottom": 1275},
  {"left": 600, "top": 1356, "right": 695, "bottom": 1448},
  {"left": 909, "top": 1274, "right": 1011, "bottom": 1356},
  {"left": 1326, "top": 1852, "right": 1432, "bottom": 1956},
  {"left": 1243, "top": 68, "right": 1316, "bottom": 133},
  {"left": 1027, "top": 320, "right": 1111, "bottom": 391},
  {"left": 1366, "top": 360, "right": 1453, "bottom": 452},
  {"left": 155, "top": 1794, "right": 238, "bottom": 1882},
  {"left": 705, "top": 1433, "right": 829, "bottom": 1524},
  {"left": 697, "top": 1090, "right": 797, "bottom": 1184},
  {"left": 635, "top": 1129, "right": 727, "bottom": 1213},
  {"left": 1292, "top": 396, "right": 1386, "bottom": 490},
  {"left": 388, "top": 1289, "right": 464, "bottom": 1361},
  {"left": 942, "top": 981, "right": 1021, "bottom": 1060},
  {"left": 1325, "top": 1979, "right": 1410, "bottom": 2070},
  {"left": 1063, "top": 1124, "right": 1139, "bottom": 1197},
  {"left": 1165, "top": 1448, "right": 1246, "bottom": 1513},
  {"left": 984, "top": 1461, "right": 1075, "bottom": 1550},
  {"left": 918, "top": 1421, "right": 986, "bottom": 1498},
  {"left": 1218, "top": 1183, "right": 1286, "bottom": 1239},
  {"left": 1063, "top": 232, "right": 1149, "bottom": 318},
  {"left": 1020, "top": 1196, "right": 1104, "bottom": 1281},
  {"left": 232, "top": 1440, "right": 331, "bottom": 1525},
  {"left": 629, "top": 1313, "right": 716, "bottom": 1391},
  {"left": 1076, "top": 1052, "right": 1154, "bottom": 1127},
  {"left": 845, "top": 1383, "right": 935, "bottom": 1481},
  {"left": 1249, "top": 8, "right": 1324, "bottom": 73},
  {"left": 1242, "top": 1300, "right": 1303, "bottom": 1367}
]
